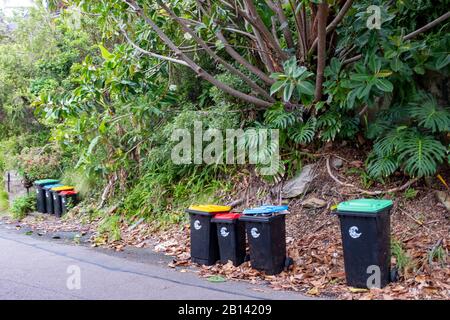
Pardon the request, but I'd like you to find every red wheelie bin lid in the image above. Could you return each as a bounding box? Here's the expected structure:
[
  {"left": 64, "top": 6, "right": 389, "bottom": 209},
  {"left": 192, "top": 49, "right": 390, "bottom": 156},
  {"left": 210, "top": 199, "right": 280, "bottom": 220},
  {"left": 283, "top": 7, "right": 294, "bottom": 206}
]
[
  {"left": 211, "top": 213, "right": 242, "bottom": 223},
  {"left": 60, "top": 191, "right": 77, "bottom": 196}
]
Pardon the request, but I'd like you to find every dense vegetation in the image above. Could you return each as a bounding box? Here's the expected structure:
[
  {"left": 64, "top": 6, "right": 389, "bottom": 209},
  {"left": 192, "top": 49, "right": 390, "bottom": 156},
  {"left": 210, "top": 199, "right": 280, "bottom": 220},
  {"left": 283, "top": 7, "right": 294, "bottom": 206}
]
[{"left": 0, "top": 1, "right": 449, "bottom": 227}]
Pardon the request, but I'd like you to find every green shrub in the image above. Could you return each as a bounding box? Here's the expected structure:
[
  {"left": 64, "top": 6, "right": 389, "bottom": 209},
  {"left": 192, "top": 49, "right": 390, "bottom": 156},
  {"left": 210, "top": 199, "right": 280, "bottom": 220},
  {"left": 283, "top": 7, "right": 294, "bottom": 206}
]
[
  {"left": 97, "top": 214, "right": 121, "bottom": 242},
  {"left": 10, "top": 194, "right": 36, "bottom": 220},
  {"left": 15, "top": 146, "right": 62, "bottom": 183},
  {"left": 0, "top": 190, "right": 8, "bottom": 213}
]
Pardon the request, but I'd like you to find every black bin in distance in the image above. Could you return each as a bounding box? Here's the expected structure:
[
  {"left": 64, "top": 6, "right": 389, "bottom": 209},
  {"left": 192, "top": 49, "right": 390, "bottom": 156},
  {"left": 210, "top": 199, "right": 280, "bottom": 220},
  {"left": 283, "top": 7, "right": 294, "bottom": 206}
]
[
  {"left": 186, "top": 206, "right": 230, "bottom": 266},
  {"left": 43, "top": 184, "right": 62, "bottom": 215},
  {"left": 52, "top": 191, "right": 63, "bottom": 217},
  {"left": 336, "top": 199, "right": 393, "bottom": 289},
  {"left": 211, "top": 213, "right": 246, "bottom": 266},
  {"left": 34, "top": 180, "right": 59, "bottom": 213},
  {"left": 239, "top": 214, "right": 287, "bottom": 275}
]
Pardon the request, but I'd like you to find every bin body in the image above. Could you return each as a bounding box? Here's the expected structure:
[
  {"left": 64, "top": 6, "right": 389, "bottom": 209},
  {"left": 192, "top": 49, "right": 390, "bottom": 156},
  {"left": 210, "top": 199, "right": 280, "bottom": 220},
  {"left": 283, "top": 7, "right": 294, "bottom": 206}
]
[
  {"left": 60, "top": 191, "right": 78, "bottom": 215},
  {"left": 43, "top": 184, "right": 63, "bottom": 215},
  {"left": 212, "top": 213, "right": 246, "bottom": 266},
  {"left": 337, "top": 199, "right": 393, "bottom": 288},
  {"left": 239, "top": 214, "right": 287, "bottom": 275},
  {"left": 186, "top": 205, "right": 231, "bottom": 266},
  {"left": 52, "top": 191, "right": 60, "bottom": 217},
  {"left": 34, "top": 179, "right": 59, "bottom": 213},
  {"left": 51, "top": 186, "right": 75, "bottom": 217}
]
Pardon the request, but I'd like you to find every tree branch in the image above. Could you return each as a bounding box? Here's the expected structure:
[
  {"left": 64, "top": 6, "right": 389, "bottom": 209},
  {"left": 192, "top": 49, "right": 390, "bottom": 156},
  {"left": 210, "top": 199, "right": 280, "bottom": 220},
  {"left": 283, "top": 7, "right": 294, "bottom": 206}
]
[
  {"left": 314, "top": 1, "right": 329, "bottom": 101},
  {"left": 198, "top": 1, "right": 274, "bottom": 84},
  {"left": 157, "top": 0, "right": 275, "bottom": 102},
  {"left": 124, "top": 0, "right": 272, "bottom": 108},
  {"left": 288, "top": 0, "right": 307, "bottom": 61},
  {"left": 253, "top": 25, "right": 276, "bottom": 73},
  {"left": 265, "top": 0, "right": 295, "bottom": 49},
  {"left": 120, "top": 28, "right": 189, "bottom": 67},
  {"left": 309, "top": 0, "right": 354, "bottom": 56},
  {"left": 326, "top": 157, "right": 420, "bottom": 195},
  {"left": 344, "top": 11, "right": 450, "bottom": 65},
  {"left": 243, "top": 0, "right": 288, "bottom": 63},
  {"left": 404, "top": 11, "right": 450, "bottom": 40},
  {"left": 216, "top": 30, "right": 275, "bottom": 85}
]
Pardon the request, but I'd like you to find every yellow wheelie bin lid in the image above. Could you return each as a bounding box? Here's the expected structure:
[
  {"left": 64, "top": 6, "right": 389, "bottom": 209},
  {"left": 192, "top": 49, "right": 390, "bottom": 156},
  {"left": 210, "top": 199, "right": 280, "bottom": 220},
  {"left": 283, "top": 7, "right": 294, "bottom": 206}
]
[
  {"left": 186, "top": 204, "right": 231, "bottom": 215},
  {"left": 51, "top": 186, "right": 75, "bottom": 192}
]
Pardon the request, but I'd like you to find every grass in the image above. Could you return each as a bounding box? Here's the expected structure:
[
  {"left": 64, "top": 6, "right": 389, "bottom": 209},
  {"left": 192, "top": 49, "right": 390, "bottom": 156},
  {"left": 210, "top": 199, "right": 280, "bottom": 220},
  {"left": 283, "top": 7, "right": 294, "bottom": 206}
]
[
  {"left": 10, "top": 194, "right": 36, "bottom": 220},
  {"left": 97, "top": 214, "right": 122, "bottom": 242},
  {"left": 428, "top": 243, "right": 447, "bottom": 266},
  {"left": 404, "top": 187, "right": 418, "bottom": 199},
  {"left": 391, "top": 239, "right": 414, "bottom": 275},
  {"left": 0, "top": 175, "right": 9, "bottom": 213},
  {"left": 345, "top": 167, "right": 374, "bottom": 189},
  {"left": 121, "top": 163, "right": 234, "bottom": 230},
  {"left": 0, "top": 190, "right": 9, "bottom": 213},
  {"left": 60, "top": 168, "right": 99, "bottom": 199}
]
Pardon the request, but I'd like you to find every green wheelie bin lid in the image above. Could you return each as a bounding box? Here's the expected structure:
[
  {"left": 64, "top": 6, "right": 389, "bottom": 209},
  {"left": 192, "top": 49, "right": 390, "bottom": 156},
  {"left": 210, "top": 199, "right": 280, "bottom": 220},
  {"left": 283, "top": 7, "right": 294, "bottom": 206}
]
[
  {"left": 337, "top": 198, "right": 393, "bottom": 214},
  {"left": 34, "top": 179, "right": 60, "bottom": 186}
]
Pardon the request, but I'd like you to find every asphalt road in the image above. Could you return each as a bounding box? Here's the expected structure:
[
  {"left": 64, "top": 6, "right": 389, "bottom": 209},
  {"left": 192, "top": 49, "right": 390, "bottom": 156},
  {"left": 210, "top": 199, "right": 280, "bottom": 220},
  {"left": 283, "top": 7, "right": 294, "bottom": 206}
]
[{"left": 0, "top": 226, "right": 309, "bottom": 300}]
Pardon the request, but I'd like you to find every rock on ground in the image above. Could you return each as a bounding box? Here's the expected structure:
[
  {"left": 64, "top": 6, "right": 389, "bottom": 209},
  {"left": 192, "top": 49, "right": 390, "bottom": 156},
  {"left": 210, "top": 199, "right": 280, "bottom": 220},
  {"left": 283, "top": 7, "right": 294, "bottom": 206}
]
[{"left": 282, "top": 164, "right": 316, "bottom": 199}]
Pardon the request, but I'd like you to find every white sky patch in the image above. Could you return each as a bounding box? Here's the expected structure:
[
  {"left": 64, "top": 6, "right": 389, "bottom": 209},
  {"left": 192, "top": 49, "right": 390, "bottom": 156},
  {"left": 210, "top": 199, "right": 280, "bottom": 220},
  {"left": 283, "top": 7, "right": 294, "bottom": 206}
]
[{"left": 0, "top": 0, "right": 37, "bottom": 17}]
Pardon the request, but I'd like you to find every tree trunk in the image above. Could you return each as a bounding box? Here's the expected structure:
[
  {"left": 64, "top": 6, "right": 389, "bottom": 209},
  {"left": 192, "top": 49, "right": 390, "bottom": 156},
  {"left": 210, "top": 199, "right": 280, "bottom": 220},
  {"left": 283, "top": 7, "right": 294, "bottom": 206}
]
[{"left": 314, "top": 2, "right": 329, "bottom": 102}]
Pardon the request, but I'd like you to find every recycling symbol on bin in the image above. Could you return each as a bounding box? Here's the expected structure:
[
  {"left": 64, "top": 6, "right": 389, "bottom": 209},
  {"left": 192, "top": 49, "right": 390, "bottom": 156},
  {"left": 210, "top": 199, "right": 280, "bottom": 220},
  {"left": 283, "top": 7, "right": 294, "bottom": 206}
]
[
  {"left": 220, "top": 227, "right": 229, "bottom": 237},
  {"left": 349, "top": 226, "right": 362, "bottom": 239},
  {"left": 193, "top": 220, "right": 202, "bottom": 230},
  {"left": 251, "top": 227, "right": 261, "bottom": 239}
]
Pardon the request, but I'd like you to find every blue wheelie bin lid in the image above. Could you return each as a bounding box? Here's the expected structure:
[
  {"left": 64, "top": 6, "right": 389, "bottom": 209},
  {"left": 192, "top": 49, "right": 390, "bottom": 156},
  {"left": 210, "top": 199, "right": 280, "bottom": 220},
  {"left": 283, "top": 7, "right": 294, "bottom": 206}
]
[
  {"left": 243, "top": 205, "right": 289, "bottom": 215},
  {"left": 43, "top": 184, "right": 64, "bottom": 190},
  {"left": 259, "top": 205, "right": 289, "bottom": 211}
]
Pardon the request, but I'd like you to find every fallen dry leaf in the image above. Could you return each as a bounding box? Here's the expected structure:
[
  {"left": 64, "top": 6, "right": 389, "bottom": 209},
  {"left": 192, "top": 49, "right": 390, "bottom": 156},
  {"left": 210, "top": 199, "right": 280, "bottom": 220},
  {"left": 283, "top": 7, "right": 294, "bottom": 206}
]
[{"left": 307, "top": 287, "right": 320, "bottom": 295}]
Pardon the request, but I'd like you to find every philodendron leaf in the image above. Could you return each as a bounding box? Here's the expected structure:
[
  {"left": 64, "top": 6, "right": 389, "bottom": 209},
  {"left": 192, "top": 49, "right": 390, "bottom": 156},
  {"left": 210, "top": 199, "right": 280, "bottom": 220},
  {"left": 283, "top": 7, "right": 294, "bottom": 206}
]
[
  {"left": 375, "top": 70, "right": 392, "bottom": 78},
  {"left": 375, "top": 79, "right": 393, "bottom": 92},
  {"left": 98, "top": 44, "right": 113, "bottom": 60},
  {"left": 297, "top": 81, "right": 315, "bottom": 96},
  {"left": 270, "top": 80, "right": 286, "bottom": 96},
  {"left": 293, "top": 66, "right": 307, "bottom": 78},
  {"left": 283, "top": 82, "right": 295, "bottom": 102}
]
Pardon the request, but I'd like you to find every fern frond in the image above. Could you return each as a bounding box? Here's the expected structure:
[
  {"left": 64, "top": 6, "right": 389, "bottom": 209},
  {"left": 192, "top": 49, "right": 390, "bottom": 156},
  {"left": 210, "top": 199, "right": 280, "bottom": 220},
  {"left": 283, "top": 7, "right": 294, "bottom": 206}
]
[{"left": 289, "top": 117, "right": 317, "bottom": 144}]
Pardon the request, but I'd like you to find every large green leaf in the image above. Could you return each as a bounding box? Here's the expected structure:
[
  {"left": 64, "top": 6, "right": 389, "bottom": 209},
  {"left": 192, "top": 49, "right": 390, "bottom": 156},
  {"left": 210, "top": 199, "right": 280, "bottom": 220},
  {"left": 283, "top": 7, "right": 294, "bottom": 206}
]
[
  {"left": 296, "top": 81, "right": 315, "bottom": 96},
  {"left": 98, "top": 44, "right": 113, "bottom": 61},
  {"left": 375, "top": 78, "right": 393, "bottom": 92},
  {"left": 398, "top": 134, "right": 446, "bottom": 177},
  {"left": 408, "top": 94, "right": 450, "bottom": 133},
  {"left": 289, "top": 117, "right": 317, "bottom": 145},
  {"left": 270, "top": 80, "right": 286, "bottom": 96},
  {"left": 367, "top": 153, "right": 400, "bottom": 178}
]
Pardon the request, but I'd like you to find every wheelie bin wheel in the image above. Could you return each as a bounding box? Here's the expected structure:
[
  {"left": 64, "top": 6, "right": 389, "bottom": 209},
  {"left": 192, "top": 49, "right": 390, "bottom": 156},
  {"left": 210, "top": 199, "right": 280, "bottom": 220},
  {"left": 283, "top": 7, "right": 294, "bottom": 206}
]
[
  {"left": 285, "top": 257, "right": 294, "bottom": 269},
  {"left": 390, "top": 266, "right": 399, "bottom": 282}
]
